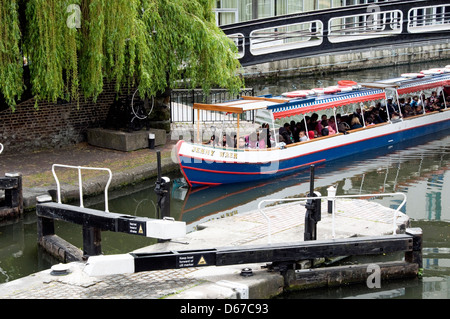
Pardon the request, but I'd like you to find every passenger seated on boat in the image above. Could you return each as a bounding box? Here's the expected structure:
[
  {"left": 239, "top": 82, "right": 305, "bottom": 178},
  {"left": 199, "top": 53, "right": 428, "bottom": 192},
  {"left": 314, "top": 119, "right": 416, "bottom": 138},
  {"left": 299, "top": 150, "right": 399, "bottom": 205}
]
[
  {"left": 290, "top": 120, "right": 297, "bottom": 138},
  {"left": 222, "top": 133, "right": 227, "bottom": 147},
  {"left": 364, "top": 117, "right": 374, "bottom": 126},
  {"left": 387, "top": 99, "right": 400, "bottom": 118},
  {"left": 320, "top": 120, "right": 335, "bottom": 136},
  {"left": 429, "top": 102, "right": 441, "bottom": 112},
  {"left": 375, "top": 102, "right": 388, "bottom": 122},
  {"left": 353, "top": 108, "right": 363, "bottom": 125},
  {"left": 336, "top": 113, "right": 350, "bottom": 133},
  {"left": 299, "top": 130, "right": 308, "bottom": 142},
  {"left": 424, "top": 98, "right": 433, "bottom": 113},
  {"left": 280, "top": 123, "right": 293, "bottom": 144},
  {"left": 293, "top": 122, "right": 302, "bottom": 142},
  {"left": 411, "top": 96, "right": 419, "bottom": 108},
  {"left": 399, "top": 98, "right": 407, "bottom": 111},
  {"left": 223, "top": 133, "right": 235, "bottom": 148},
  {"left": 207, "top": 135, "right": 216, "bottom": 146},
  {"left": 239, "top": 137, "right": 246, "bottom": 149},
  {"left": 415, "top": 104, "right": 424, "bottom": 114},
  {"left": 281, "top": 130, "right": 293, "bottom": 144},
  {"left": 308, "top": 130, "right": 316, "bottom": 140},
  {"left": 310, "top": 113, "right": 319, "bottom": 133},
  {"left": 430, "top": 91, "right": 439, "bottom": 105},
  {"left": 316, "top": 114, "right": 327, "bottom": 135},
  {"left": 350, "top": 116, "right": 363, "bottom": 129},
  {"left": 248, "top": 132, "right": 258, "bottom": 148},
  {"left": 403, "top": 104, "right": 415, "bottom": 118},
  {"left": 371, "top": 108, "right": 384, "bottom": 124},
  {"left": 328, "top": 116, "right": 337, "bottom": 133}
]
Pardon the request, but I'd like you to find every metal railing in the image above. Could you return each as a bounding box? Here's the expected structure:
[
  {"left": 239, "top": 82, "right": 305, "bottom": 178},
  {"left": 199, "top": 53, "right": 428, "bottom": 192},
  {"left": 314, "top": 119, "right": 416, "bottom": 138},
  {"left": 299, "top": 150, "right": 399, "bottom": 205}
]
[
  {"left": 170, "top": 88, "right": 254, "bottom": 123},
  {"left": 257, "top": 192, "right": 407, "bottom": 244},
  {"left": 52, "top": 164, "right": 113, "bottom": 212}
]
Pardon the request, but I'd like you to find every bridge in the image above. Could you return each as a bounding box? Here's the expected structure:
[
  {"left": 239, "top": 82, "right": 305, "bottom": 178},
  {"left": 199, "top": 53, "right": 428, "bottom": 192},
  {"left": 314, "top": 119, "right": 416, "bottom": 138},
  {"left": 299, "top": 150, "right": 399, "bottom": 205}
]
[{"left": 220, "top": 0, "right": 450, "bottom": 67}]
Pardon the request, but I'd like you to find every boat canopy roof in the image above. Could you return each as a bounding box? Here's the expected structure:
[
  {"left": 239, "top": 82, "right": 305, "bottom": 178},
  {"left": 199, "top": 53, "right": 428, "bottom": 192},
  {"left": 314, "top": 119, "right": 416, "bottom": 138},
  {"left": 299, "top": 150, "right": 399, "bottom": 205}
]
[
  {"left": 193, "top": 96, "right": 289, "bottom": 114},
  {"left": 193, "top": 72, "right": 450, "bottom": 120}
]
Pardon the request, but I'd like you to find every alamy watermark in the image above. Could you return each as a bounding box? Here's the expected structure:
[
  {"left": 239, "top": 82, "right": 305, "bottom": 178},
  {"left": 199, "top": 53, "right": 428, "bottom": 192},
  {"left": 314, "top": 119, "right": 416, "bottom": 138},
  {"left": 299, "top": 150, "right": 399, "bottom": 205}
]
[
  {"left": 66, "top": 4, "right": 81, "bottom": 29},
  {"left": 366, "top": 264, "right": 381, "bottom": 289}
]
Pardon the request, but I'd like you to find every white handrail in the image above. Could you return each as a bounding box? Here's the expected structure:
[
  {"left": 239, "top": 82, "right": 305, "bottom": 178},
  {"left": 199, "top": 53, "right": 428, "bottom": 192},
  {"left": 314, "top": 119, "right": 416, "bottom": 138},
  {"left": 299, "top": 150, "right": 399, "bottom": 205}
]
[
  {"left": 258, "top": 192, "right": 407, "bottom": 243},
  {"left": 52, "top": 164, "right": 113, "bottom": 212},
  {"left": 0, "top": 143, "right": 3, "bottom": 155}
]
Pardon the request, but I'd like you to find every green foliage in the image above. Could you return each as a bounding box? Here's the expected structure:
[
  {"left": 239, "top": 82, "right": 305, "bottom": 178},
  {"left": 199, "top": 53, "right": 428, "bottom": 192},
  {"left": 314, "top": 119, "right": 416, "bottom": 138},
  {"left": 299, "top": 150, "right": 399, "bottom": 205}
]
[
  {"left": 0, "top": 0, "right": 244, "bottom": 109},
  {"left": 0, "top": 0, "right": 23, "bottom": 110}
]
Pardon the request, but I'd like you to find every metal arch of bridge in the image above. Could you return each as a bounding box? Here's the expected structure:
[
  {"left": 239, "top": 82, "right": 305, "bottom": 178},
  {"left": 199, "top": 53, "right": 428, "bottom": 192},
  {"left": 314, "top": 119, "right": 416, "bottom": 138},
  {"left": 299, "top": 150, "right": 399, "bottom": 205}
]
[{"left": 220, "top": 0, "right": 450, "bottom": 67}]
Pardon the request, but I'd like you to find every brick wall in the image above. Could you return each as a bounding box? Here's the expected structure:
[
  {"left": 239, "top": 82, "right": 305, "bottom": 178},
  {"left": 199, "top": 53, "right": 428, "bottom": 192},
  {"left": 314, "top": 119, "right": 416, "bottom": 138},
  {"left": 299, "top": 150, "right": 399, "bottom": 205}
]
[{"left": 0, "top": 82, "right": 117, "bottom": 154}]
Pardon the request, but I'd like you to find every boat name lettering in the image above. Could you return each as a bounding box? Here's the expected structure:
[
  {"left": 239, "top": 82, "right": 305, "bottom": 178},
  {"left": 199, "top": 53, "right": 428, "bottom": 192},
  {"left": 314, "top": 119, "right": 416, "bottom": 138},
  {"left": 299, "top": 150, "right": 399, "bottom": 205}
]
[
  {"left": 220, "top": 151, "right": 238, "bottom": 159},
  {"left": 191, "top": 147, "right": 238, "bottom": 159},
  {"left": 191, "top": 147, "right": 216, "bottom": 157}
]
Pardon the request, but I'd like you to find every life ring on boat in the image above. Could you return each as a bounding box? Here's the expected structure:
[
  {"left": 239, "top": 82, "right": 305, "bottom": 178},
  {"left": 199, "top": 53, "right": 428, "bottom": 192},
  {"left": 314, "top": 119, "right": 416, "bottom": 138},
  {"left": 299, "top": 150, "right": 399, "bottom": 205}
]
[
  {"left": 283, "top": 90, "right": 309, "bottom": 98},
  {"left": 338, "top": 80, "right": 357, "bottom": 86},
  {"left": 420, "top": 69, "right": 441, "bottom": 75},
  {"left": 401, "top": 73, "right": 425, "bottom": 78}
]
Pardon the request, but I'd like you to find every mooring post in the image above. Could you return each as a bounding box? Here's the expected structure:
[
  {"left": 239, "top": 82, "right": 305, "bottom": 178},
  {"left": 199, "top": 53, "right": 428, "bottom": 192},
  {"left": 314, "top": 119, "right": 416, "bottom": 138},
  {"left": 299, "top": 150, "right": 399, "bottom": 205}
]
[
  {"left": 154, "top": 150, "right": 171, "bottom": 219},
  {"left": 405, "top": 227, "right": 423, "bottom": 270}
]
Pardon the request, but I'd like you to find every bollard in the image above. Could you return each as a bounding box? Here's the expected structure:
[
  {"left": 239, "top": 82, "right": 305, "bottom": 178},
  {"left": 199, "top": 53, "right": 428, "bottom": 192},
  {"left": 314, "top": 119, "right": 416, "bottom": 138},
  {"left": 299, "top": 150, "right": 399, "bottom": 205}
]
[{"left": 148, "top": 133, "right": 155, "bottom": 149}]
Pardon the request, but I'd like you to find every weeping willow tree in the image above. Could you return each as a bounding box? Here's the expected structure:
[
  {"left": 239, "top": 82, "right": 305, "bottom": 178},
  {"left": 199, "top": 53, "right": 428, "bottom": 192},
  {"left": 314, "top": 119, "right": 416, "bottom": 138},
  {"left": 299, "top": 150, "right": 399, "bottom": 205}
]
[
  {"left": 0, "top": 0, "right": 23, "bottom": 110},
  {"left": 0, "top": 0, "right": 243, "bottom": 109}
]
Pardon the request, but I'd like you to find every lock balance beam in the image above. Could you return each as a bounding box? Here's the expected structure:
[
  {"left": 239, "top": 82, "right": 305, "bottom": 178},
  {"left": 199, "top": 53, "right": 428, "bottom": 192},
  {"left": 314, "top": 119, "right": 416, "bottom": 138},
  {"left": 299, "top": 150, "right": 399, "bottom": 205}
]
[
  {"left": 84, "top": 234, "right": 415, "bottom": 276},
  {"left": 37, "top": 201, "right": 186, "bottom": 240}
]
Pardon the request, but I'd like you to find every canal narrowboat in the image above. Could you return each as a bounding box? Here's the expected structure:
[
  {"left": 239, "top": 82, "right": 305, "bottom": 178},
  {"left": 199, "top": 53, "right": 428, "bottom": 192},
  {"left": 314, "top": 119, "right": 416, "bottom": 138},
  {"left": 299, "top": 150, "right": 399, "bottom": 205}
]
[{"left": 175, "top": 67, "right": 450, "bottom": 187}]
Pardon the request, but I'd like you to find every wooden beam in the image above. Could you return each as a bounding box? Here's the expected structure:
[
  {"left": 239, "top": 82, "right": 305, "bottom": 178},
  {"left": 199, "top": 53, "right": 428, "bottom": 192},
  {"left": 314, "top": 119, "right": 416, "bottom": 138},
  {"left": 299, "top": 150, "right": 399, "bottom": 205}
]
[{"left": 193, "top": 103, "right": 244, "bottom": 114}]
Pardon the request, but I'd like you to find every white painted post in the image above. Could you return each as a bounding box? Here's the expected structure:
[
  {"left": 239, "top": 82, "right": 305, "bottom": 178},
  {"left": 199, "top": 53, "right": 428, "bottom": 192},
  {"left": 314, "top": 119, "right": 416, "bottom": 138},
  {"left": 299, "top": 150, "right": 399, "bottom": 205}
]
[{"left": 327, "top": 186, "right": 337, "bottom": 239}]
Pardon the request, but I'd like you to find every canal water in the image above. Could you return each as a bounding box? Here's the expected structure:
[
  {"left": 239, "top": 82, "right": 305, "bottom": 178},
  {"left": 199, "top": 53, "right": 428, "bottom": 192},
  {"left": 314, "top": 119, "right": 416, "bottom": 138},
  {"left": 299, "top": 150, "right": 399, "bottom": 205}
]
[{"left": 1, "top": 60, "right": 450, "bottom": 299}]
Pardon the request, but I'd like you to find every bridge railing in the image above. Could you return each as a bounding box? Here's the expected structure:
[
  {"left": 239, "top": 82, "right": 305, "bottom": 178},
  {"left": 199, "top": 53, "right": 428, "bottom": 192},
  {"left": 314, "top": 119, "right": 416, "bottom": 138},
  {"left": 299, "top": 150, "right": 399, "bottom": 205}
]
[{"left": 220, "top": 0, "right": 450, "bottom": 66}]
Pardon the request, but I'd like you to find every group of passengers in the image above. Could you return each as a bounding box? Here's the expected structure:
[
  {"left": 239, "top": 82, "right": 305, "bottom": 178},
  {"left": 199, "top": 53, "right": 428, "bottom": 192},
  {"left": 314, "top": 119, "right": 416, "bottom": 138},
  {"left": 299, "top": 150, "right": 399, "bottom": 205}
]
[
  {"left": 278, "top": 90, "right": 448, "bottom": 144},
  {"left": 207, "top": 91, "right": 448, "bottom": 148},
  {"left": 396, "top": 91, "right": 448, "bottom": 118}
]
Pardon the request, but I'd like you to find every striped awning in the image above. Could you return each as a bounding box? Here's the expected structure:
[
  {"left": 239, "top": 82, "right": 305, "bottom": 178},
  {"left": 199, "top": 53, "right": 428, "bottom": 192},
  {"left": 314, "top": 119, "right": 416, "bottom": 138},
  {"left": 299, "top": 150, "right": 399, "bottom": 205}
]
[
  {"left": 269, "top": 89, "right": 385, "bottom": 119},
  {"left": 269, "top": 73, "right": 450, "bottom": 119}
]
